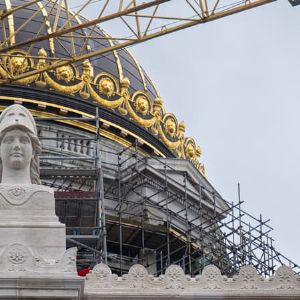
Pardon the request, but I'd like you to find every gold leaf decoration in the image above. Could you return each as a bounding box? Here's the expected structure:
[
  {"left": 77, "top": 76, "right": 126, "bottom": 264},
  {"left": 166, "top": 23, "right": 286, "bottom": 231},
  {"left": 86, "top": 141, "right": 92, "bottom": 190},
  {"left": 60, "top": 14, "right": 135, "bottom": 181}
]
[{"left": 0, "top": 48, "right": 205, "bottom": 176}]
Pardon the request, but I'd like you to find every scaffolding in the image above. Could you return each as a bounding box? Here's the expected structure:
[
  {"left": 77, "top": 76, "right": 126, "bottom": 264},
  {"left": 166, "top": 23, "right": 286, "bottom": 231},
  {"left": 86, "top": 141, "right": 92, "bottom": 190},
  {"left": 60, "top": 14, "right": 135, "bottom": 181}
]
[{"left": 35, "top": 111, "right": 300, "bottom": 277}]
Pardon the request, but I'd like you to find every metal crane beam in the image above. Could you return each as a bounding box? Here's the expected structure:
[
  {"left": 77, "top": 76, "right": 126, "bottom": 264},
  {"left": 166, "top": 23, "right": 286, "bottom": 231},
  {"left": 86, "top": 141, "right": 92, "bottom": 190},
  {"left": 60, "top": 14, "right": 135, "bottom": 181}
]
[{"left": 0, "top": 0, "right": 278, "bottom": 84}]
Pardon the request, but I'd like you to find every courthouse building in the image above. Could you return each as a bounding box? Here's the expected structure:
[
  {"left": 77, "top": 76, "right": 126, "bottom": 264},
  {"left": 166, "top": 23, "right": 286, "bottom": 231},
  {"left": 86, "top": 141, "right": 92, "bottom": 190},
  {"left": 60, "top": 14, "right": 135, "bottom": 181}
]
[{"left": 0, "top": 1, "right": 299, "bottom": 299}]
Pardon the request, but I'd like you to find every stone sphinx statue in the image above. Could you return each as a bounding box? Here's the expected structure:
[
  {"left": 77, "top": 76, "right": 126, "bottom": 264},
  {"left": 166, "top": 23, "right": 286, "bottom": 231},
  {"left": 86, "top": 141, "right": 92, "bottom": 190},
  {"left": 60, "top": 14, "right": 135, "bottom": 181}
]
[
  {"left": 0, "top": 104, "right": 41, "bottom": 185},
  {"left": 0, "top": 104, "right": 77, "bottom": 275}
]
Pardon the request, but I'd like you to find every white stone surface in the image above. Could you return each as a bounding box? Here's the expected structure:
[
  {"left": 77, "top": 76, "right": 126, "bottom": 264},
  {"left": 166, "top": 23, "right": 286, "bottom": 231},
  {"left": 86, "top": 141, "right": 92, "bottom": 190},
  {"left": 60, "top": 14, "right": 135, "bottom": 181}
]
[
  {"left": 84, "top": 263, "right": 300, "bottom": 299},
  {"left": 0, "top": 105, "right": 83, "bottom": 299},
  {"left": 0, "top": 276, "right": 84, "bottom": 299},
  {"left": 0, "top": 184, "right": 66, "bottom": 263}
]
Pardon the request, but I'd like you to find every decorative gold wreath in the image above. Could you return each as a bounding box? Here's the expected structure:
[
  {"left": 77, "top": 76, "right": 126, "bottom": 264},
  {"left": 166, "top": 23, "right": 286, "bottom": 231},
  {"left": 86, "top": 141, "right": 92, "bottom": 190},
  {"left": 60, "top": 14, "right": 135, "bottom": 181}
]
[{"left": 0, "top": 48, "right": 205, "bottom": 176}]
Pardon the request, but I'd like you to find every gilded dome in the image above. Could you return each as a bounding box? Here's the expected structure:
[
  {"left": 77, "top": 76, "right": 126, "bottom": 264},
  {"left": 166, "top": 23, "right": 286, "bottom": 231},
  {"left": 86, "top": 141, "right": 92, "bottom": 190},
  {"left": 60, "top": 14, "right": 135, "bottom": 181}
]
[{"left": 0, "top": 0, "right": 204, "bottom": 174}]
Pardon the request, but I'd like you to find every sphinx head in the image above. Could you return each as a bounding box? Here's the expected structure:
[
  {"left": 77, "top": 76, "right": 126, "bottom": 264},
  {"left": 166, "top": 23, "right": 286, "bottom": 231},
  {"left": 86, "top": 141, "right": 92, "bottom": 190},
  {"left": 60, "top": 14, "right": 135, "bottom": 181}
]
[{"left": 0, "top": 105, "right": 41, "bottom": 184}]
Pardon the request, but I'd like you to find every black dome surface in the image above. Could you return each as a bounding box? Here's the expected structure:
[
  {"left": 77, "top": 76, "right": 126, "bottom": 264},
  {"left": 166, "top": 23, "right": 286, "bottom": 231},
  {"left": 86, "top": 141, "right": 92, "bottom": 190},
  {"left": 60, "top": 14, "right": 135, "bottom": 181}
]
[{"left": 0, "top": 0, "right": 159, "bottom": 99}]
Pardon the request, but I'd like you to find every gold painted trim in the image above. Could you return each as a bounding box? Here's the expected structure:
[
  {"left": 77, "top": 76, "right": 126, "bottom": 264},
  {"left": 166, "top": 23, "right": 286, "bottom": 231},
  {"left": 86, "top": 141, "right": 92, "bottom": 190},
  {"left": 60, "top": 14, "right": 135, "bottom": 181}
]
[
  {"left": 37, "top": 1, "right": 55, "bottom": 55},
  {"left": 69, "top": 10, "right": 82, "bottom": 28},
  {"left": 0, "top": 96, "right": 166, "bottom": 157},
  {"left": 126, "top": 48, "right": 147, "bottom": 91},
  {"left": 102, "top": 31, "right": 124, "bottom": 81},
  {"left": 4, "top": 0, "right": 15, "bottom": 45},
  {"left": 32, "top": 110, "right": 133, "bottom": 151},
  {"left": 0, "top": 46, "right": 203, "bottom": 175},
  {"left": 0, "top": 104, "right": 133, "bottom": 151},
  {"left": 148, "top": 75, "right": 159, "bottom": 97},
  {"left": 59, "top": 2, "right": 91, "bottom": 53},
  {"left": 49, "top": 0, "right": 123, "bottom": 81}
]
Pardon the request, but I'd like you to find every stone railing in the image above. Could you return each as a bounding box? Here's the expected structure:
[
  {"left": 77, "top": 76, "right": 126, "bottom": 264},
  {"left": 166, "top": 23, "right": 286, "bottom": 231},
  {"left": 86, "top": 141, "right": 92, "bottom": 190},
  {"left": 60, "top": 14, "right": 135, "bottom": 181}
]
[{"left": 84, "top": 263, "right": 300, "bottom": 299}]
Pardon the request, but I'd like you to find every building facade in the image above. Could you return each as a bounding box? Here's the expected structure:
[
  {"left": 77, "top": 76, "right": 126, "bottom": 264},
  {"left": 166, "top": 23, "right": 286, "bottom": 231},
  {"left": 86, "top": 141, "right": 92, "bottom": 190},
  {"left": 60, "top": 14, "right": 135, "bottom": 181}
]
[{"left": 0, "top": 0, "right": 299, "bottom": 288}]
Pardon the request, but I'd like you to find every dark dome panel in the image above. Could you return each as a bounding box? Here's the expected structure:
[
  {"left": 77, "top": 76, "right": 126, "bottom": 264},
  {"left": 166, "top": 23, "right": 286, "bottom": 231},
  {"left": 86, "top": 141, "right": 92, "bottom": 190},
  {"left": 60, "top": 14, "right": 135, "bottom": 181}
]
[
  {"left": 0, "top": 0, "right": 204, "bottom": 175},
  {"left": 143, "top": 71, "right": 158, "bottom": 100},
  {"left": 118, "top": 49, "right": 145, "bottom": 96}
]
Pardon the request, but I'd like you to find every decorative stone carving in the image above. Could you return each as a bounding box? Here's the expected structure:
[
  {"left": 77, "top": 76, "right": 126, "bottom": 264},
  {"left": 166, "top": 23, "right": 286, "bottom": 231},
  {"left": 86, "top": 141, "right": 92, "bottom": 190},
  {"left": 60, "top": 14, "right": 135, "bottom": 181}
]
[
  {"left": 0, "top": 104, "right": 41, "bottom": 185},
  {"left": 163, "top": 264, "right": 187, "bottom": 289},
  {"left": 0, "top": 184, "right": 54, "bottom": 207},
  {"left": 232, "top": 265, "right": 263, "bottom": 290},
  {"left": 271, "top": 265, "right": 298, "bottom": 290},
  {"left": 86, "top": 263, "right": 118, "bottom": 289},
  {"left": 196, "top": 264, "right": 225, "bottom": 289},
  {"left": 84, "top": 263, "right": 300, "bottom": 298},
  {"left": 124, "top": 264, "right": 149, "bottom": 288},
  {"left": 3, "top": 243, "right": 32, "bottom": 272},
  {"left": 0, "top": 242, "right": 77, "bottom": 275},
  {"left": 0, "top": 104, "right": 78, "bottom": 277},
  {"left": 60, "top": 247, "right": 78, "bottom": 273},
  {"left": 6, "top": 186, "right": 26, "bottom": 204}
]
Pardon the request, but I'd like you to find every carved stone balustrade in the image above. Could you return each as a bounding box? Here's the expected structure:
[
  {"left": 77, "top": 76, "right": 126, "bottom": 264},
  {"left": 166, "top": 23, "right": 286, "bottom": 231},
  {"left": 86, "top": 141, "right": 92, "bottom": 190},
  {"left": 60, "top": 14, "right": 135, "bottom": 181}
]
[{"left": 84, "top": 263, "right": 300, "bottom": 299}]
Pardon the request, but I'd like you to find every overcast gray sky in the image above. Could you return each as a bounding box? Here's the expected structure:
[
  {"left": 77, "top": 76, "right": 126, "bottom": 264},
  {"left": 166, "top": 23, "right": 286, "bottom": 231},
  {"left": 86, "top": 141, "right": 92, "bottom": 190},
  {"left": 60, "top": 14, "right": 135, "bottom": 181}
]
[
  {"left": 124, "top": 1, "right": 300, "bottom": 266},
  {"left": 81, "top": 0, "right": 300, "bottom": 267}
]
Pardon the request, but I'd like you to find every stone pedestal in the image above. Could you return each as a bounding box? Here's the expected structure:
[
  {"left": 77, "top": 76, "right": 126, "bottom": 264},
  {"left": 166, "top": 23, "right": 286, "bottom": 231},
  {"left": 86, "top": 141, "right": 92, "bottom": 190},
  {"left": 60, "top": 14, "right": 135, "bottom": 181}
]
[
  {"left": 0, "top": 185, "right": 66, "bottom": 262},
  {"left": 0, "top": 184, "right": 84, "bottom": 299},
  {"left": 0, "top": 276, "right": 84, "bottom": 299}
]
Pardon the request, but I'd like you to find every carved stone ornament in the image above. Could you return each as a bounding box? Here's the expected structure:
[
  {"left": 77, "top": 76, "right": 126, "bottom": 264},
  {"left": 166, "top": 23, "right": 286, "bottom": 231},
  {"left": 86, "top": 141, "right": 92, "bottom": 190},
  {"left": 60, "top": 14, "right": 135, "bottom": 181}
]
[
  {"left": 196, "top": 264, "right": 225, "bottom": 289},
  {"left": 86, "top": 263, "right": 118, "bottom": 289},
  {"left": 84, "top": 263, "right": 300, "bottom": 297},
  {"left": 0, "top": 105, "right": 78, "bottom": 278},
  {"left": 124, "top": 264, "right": 149, "bottom": 288},
  {"left": 163, "top": 264, "right": 187, "bottom": 289},
  {"left": 232, "top": 265, "right": 263, "bottom": 290},
  {"left": 271, "top": 265, "right": 298, "bottom": 290},
  {"left": 6, "top": 186, "right": 26, "bottom": 204},
  {"left": 0, "top": 184, "right": 53, "bottom": 207},
  {"left": 0, "top": 103, "right": 37, "bottom": 135},
  {"left": 0, "top": 243, "right": 78, "bottom": 274},
  {"left": 4, "top": 243, "right": 32, "bottom": 272}
]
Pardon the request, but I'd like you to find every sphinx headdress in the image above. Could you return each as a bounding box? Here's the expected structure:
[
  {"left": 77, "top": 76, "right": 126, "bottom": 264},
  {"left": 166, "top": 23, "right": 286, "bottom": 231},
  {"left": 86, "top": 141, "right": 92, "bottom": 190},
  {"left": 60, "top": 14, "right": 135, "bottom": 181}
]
[{"left": 0, "top": 104, "right": 37, "bottom": 135}]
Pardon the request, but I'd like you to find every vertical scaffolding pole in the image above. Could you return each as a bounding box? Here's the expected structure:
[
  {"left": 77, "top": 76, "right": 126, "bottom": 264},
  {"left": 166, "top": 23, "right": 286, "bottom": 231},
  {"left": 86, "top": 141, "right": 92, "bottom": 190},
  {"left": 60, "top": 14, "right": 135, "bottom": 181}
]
[
  {"left": 238, "top": 183, "right": 244, "bottom": 266},
  {"left": 198, "top": 182, "right": 203, "bottom": 274},
  {"left": 95, "top": 107, "right": 107, "bottom": 264},
  {"left": 270, "top": 238, "right": 274, "bottom": 275},
  {"left": 164, "top": 159, "right": 171, "bottom": 267},
  {"left": 231, "top": 201, "right": 237, "bottom": 270},
  {"left": 118, "top": 152, "right": 123, "bottom": 274},
  {"left": 248, "top": 222, "right": 252, "bottom": 265},
  {"left": 140, "top": 157, "right": 146, "bottom": 266},
  {"left": 36, "top": 115, "right": 300, "bottom": 277},
  {"left": 184, "top": 172, "right": 192, "bottom": 274}
]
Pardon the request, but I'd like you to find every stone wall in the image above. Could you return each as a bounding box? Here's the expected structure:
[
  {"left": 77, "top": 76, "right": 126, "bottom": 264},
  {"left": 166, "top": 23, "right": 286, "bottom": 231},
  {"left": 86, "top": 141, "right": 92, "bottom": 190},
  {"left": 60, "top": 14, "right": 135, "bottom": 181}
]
[{"left": 83, "top": 263, "right": 300, "bottom": 300}]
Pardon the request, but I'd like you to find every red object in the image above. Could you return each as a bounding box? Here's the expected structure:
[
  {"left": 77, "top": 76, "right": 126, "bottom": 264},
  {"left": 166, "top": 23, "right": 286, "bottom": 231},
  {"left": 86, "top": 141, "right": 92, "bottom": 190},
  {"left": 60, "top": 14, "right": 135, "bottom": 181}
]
[{"left": 78, "top": 267, "right": 91, "bottom": 277}]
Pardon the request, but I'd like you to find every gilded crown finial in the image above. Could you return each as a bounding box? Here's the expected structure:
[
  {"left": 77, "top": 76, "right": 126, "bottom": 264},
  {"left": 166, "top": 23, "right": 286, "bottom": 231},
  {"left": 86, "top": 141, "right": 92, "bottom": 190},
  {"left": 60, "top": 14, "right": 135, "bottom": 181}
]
[
  {"left": 38, "top": 48, "right": 47, "bottom": 58},
  {"left": 154, "top": 96, "right": 163, "bottom": 106},
  {"left": 120, "top": 77, "right": 130, "bottom": 88},
  {"left": 82, "top": 59, "right": 93, "bottom": 79},
  {"left": 178, "top": 121, "right": 185, "bottom": 133},
  {"left": 196, "top": 146, "right": 202, "bottom": 157}
]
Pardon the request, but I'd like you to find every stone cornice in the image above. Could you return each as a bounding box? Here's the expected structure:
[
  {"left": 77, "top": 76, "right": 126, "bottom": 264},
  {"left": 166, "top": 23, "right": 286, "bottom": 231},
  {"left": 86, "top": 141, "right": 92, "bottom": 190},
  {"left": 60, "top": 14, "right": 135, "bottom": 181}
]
[{"left": 84, "top": 263, "right": 300, "bottom": 298}]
